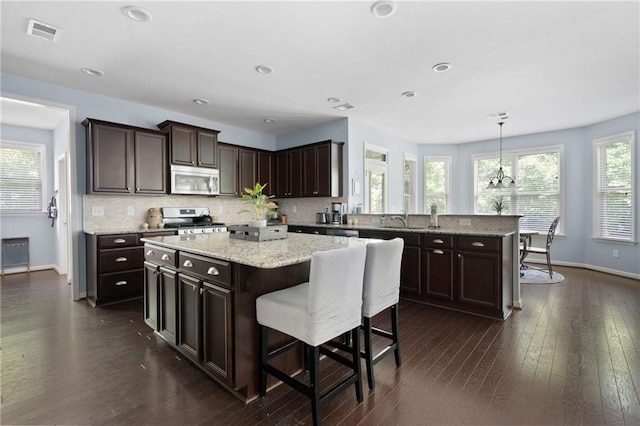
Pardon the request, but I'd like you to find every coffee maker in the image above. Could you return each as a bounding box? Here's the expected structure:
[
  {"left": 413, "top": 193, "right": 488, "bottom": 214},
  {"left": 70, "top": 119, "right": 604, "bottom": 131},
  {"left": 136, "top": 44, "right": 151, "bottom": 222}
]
[{"left": 331, "top": 202, "right": 347, "bottom": 225}]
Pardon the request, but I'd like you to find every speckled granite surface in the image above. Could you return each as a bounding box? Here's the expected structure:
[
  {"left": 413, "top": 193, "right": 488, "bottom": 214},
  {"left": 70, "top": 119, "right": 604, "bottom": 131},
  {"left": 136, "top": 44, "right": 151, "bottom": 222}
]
[
  {"left": 291, "top": 223, "right": 515, "bottom": 237},
  {"left": 141, "top": 232, "right": 371, "bottom": 269}
]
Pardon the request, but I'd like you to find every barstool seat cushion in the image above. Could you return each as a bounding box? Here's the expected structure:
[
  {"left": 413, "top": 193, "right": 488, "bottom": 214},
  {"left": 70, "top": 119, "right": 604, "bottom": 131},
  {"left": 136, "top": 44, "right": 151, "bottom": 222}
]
[
  {"left": 256, "top": 245, "right": 367, "bottom": 347},
  {"left": 362, "top": 238, "right": 404, "bottom": 318}
]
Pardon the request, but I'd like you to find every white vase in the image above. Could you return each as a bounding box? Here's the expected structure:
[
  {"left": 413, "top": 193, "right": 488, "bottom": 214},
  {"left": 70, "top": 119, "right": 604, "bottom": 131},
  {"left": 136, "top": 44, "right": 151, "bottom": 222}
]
[{"left": 248, "top": 219, "right": 267, "bottom": 228}]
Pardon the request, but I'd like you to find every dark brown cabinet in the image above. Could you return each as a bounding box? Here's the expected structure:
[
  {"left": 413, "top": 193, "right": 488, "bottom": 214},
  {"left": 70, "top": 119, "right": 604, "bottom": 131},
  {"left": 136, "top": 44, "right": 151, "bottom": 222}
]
[
  {"left": 276, "top": 149, "right": 302, "bottom": 197},
  {"left": 287, "top": 225, "right": 327, "bottom": 235},
  {"left": 144, "top": 259, "right": 178, "bottom": 345},
  {"left": 302, "top": 141, "right": 343, "bottom": 197},
  {"left": 219, "top": 143, "right": 257, "bottom": 196},
  {"left": 157, "top": 120, "right": 220, "bottom": 168},
  {"left": 83, "top": 118, "right": 167, "bottom": 195},
  {"left": 422, "top": 235, "right": 454, "bottom": 301},
  {"left": 456, "top": 236, "right": 504, "bottom": 313},
  {"left": 257, "top": 151, "right": 274, "bottom": 196}
]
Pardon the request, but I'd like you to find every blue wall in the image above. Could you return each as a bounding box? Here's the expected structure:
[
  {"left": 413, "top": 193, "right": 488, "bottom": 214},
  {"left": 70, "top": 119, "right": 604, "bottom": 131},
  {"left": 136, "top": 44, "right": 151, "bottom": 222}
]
[{"left": 0, "top": 124, "right": 57, "bottom": 270}]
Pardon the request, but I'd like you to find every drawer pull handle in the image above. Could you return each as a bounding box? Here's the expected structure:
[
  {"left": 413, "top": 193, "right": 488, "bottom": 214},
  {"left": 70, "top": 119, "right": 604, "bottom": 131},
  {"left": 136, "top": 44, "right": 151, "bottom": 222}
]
[
  {"left": 471, "top": 242, "right": 485, "bottom": 247},
  {"left": 146, "top": 250, "right": 154, "bottom": 256},
  {"left": 161, "top": 254, "right": 171, "bottom": 261},
  {"left": 200, "top": 288, "right": 204, "bottom": 295},
  {"left": 115, "top": 280, "right": 128, "bottom": 286},
  {"left": 433, "top": 239, "right": 444, "bottom": 244},
  {"left": 207, "top": 266, "right": 220, "bottom": 276},
  {"left": 116, "top": 257, "right": 128, "bottom": 262},
  {"left": 114, "top": 239, "right": 126, "bottom": 244},
  {"left": 433, "top": 249, "right": 444, "bottom": 255},
  {"left": 183, "top": 260, "right": 194, "bottom": 268}
]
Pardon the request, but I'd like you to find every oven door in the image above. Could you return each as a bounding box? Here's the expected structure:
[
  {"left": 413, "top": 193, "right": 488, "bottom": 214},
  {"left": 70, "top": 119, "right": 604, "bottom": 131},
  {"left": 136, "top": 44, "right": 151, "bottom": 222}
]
[{"left": 170, "top": 165, "right": 220, "bottom": 195}]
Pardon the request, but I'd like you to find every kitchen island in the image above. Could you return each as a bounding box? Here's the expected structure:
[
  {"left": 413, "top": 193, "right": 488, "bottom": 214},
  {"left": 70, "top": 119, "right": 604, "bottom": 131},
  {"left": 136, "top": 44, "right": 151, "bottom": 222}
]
[{"left": 140, "top": 232, "right": 371, "bottom": 403}]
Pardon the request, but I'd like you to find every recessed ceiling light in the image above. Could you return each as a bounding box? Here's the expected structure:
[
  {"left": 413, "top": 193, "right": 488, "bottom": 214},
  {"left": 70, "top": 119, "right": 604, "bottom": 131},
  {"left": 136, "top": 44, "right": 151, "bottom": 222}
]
[
  {"left": 193, "top": 98, "right": 209, "bottom": 105},
  {"left": 255, "top": 65, "right": 274, "bottom": 74},
  {"left": 327, "top": 97, "right": 342, "bottom": 103},
  {"left": 401, "top": 91, "right": 417, "bottom": 98},
  {"left": 122, "top": 6, "right": 152, "bottom": 22},
  {"left": 432, "top": 63, "right": 452, "bottom": 73},
  {"left": 264, "top": 118, "right": 276, "bottom": 123},
  {"left": 334, "top": 103, "right": 355, "bottom": 111},
  {"left": 81, "top": 68, "right": 104, "bottom": 77},
  {"left": 371, "top": 1, "right": 397, "bottom": 18}
]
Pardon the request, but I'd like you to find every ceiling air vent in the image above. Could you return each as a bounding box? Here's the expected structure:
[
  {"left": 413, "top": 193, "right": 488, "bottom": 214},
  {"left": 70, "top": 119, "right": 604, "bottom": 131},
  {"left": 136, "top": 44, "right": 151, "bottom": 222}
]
[
  {"left": 333, "top": 103, "right": 355, "bottom": 111},
  {"left": 27, "top": 19, "right": 62, "bottom": 42},
  {"left": 486, "top": 111, "right": 509, "bottom": 120}
]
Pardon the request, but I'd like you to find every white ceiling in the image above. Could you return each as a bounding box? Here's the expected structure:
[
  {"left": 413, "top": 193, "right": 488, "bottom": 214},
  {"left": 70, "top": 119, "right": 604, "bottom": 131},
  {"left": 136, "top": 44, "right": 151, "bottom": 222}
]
[{"left": 1, "top": 1, "right": 638, "bottom": 143}]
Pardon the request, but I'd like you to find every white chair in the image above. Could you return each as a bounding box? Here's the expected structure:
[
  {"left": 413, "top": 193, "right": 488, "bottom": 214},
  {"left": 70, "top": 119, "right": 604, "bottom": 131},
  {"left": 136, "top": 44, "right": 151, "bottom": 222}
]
[
  {"left": 520, "top": 216, "right": 560, "bottom": 278},
  {"left": 256, "top": 245, "right": 367, "bottom": 426},
  {"left": 361, "top": 237, "right": 404, "bottom": 390}
]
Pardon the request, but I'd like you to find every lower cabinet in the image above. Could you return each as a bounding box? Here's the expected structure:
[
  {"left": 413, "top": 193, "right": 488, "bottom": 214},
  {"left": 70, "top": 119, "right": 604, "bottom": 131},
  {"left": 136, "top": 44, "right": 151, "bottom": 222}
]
[
  {"left": 422, "top": 234, "right": 455, "bottom": 301},
  {"left": 144, "top": 262, "right": 178, "bottom": 344}
]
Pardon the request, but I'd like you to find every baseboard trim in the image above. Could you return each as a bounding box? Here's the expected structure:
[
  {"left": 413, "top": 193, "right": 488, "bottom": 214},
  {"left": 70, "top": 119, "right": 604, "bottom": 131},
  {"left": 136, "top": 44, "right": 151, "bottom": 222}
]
[
  {"left": 1, "top": 264, "right": 57, "bottom": 275},
  {"left": 524, "top": 259, "right": 639, "bottom": 281}
]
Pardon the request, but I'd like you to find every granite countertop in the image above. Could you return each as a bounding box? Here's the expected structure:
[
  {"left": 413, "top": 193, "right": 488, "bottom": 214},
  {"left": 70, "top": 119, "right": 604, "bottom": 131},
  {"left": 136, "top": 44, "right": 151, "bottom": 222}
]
[
  {"left": 141, "top": 232, "right": 372, "bottom": 269},
  {"left": 289, "top": 222, "right": 516, "bottom": 238}
]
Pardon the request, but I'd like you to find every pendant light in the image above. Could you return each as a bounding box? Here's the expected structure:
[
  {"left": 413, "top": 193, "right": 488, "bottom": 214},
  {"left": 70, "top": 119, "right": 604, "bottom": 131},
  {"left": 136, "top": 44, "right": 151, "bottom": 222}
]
[{"left": 487, "top": 121, "right": 516, "bottom": 189}]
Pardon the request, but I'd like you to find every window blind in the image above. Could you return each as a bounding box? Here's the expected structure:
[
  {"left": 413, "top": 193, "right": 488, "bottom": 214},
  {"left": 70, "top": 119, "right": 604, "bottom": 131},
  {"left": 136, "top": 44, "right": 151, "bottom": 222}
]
[{"left": 0, "top": 143, "right": 44, "bottom": 212}]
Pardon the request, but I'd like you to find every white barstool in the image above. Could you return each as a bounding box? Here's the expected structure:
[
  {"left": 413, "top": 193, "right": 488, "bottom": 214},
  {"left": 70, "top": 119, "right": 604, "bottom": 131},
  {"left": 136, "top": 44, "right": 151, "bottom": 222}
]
[
  {"left": 256, "top": 245, "right": 367, "bottom": 426},
  {"left": 361, "top": 237, "right": 404, "bottom": 390}
]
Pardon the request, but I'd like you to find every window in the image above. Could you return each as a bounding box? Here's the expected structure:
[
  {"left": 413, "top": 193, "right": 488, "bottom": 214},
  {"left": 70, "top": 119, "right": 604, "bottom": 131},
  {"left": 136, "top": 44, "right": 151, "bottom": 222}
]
[
  {"left": 364, "top": 144, "right": 388, "bottom": 213},
  {"left": 425, "top": 156, "right": 451, "bottom": 214},
  {"left": 403, "top": 154, "right": 417, "bottom": 214},
  {"left": 0, "top": 141, "right": 46, "bottom": 213},
  {"left": 593, "top": 131, "right": 635, "bottom": 242},
  {"left": 474, "top": 146, "right": 562, "bottom": 233}
]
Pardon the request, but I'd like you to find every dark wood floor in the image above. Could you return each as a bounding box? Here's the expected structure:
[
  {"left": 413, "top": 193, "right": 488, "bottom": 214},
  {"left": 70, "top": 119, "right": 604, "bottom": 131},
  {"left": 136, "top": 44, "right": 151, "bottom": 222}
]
[{"left": 1, "top": 266, "right": 639, "bottom": 425}]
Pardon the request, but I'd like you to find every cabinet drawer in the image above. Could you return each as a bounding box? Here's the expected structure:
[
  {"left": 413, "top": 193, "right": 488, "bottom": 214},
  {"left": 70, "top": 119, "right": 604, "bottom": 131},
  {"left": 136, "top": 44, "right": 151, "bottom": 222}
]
[
  {"left": 144, "top": 245, "right": 177, "bottom": 268},
  {"left": 98, "top": 233, "right": 138, "bottom": 249},
  {"left": 179, "top": 252, "right": 231, "bottom": 287},
  {"left": 100, "top": 247, "right": 144, "bottom": 273},
  {"left": 457, "top": 236, "right": 500, "bottom": 252},
  {"left": 99, "top": 270, "right": 143, "bottom": 299},
  {"left": 422, "top": 234, "right": 454, "bottom": 249}
]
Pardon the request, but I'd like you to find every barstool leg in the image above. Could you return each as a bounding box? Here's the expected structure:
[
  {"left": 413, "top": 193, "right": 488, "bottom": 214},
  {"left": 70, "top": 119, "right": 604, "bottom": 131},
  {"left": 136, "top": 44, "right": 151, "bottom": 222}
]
[
  {"left": 259, "top": 325, "right": 268, "bottom": 397},
  {"left": 309, "top": 345, "right": 321, "bottom": 426},
  {"left": 363, "top": 316, "right": 374, "bottom": 390},
  {"left": 352, "top": 326, "right": 363, "bottom": 401},
  {"left": 391, "top": 304, "right": 401, "bottom": 366}
]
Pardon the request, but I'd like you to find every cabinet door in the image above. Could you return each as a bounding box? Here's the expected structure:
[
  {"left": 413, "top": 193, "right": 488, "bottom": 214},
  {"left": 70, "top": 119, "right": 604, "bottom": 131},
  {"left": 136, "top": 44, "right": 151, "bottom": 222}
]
[
  {"left": 239, "top": 148, "right": 257, "bottom": 192},
  {"left": 218, "top": 144, "right": 239, "bottom": 196},
  {"left": 257, "top": 151, "right": 274, "bottom": 196},
  {"left": 202, "top": 282, "right": 232, "bottom": 384},
  {"left": 315, "top": 144, "right": 332, "bottom": 196},
  {"left": 197, "top": 130, "right": 218, "bottom": 168},
  {"left": 135, "top": 131, "right": 167, "bottom": 194},
  {"left": 457, "top": 251, "right": 501, "bottom": 310},
  {"left": 422, "top": 247, "right": 454, "bottom": 300},
  {"left": 90, "top": 123, "right": 133, "bottom": 193},
  {"left": 144, "top": 262, "right": 159, "bottom": 330},
  {"left": 275, "top": 151, "right": 289, "bottom": 197},
  {"left": 170, "top": 126, "right": 196, "bottom": 166},
  {"left": 302, "top": 146, "right": 318, "bottom": 196},
  {"left": 159, "top": 267, "right": 178, "bottom": 345},
  {"left": 288, "top": 149, "right": 303, "bottom": 197},
  {"left": 400, "top": 246, "right": 421, "bottom": 296},
  {"left": 178, "top": 273, "right": 201, "bottom": 361}
]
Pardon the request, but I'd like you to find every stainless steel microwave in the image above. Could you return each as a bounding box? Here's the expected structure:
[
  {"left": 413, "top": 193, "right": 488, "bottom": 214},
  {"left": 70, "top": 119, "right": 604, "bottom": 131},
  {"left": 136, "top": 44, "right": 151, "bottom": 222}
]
[{"left": 170, "top": 165, "right": 220, "bottom": 196}]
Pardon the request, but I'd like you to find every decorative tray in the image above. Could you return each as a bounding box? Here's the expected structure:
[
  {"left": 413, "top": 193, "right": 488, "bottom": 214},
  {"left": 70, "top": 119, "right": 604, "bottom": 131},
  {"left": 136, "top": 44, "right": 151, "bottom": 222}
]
[{"left": 228, "top": 224, "right": 288, "bottom": 242}]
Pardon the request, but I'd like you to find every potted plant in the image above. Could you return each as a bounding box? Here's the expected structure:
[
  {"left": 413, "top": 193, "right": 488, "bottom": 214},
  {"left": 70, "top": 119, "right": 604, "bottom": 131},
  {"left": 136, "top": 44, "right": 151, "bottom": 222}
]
[
  {"left": 490, "top": 196, "right": 508, "bottom": 215},
  {"left": 238, "top": 182, "right": 278, "bottom": 227}
]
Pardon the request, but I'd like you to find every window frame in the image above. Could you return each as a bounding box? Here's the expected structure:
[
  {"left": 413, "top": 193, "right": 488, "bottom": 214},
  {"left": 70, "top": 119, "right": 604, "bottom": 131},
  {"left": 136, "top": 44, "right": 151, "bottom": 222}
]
[
  {"left": 424, "top": 156, "right": 451, "bottom": 215},
  {"left": 473, "top": 145, "right": 563, "bottom": 234},
  {"left": 592, "top": 131, "right": 635, "bottom": 243},
  {"left": 364, "top": 143, "right": 389, "bottom": 214},
  {"left": 0, "top": 140, "right": 47, "bottom": 215},
  {"left": 403, "top": 153, "right": 417, "bottom": 214}
]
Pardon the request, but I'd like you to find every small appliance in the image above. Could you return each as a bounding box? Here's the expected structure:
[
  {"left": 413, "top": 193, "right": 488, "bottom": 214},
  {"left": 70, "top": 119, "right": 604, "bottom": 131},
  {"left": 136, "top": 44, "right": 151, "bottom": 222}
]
[
  {"left": 161, "top": 207, "right": 227, "bottom": 235},
  {"left": 170, "top": 165, "right": 220, "bottom": 196},
  {"left": 331, "top": 202, "right": 348, "bottom": 225},
  {"left": 316, "top": 208, "right": 330, "bottom": 224}
]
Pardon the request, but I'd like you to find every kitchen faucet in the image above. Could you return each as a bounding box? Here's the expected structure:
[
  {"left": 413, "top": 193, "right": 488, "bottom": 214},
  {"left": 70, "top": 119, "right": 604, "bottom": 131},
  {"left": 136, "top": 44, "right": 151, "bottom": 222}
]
[{"left": 390, "top": 210, "right": 409, "bottom": 228}]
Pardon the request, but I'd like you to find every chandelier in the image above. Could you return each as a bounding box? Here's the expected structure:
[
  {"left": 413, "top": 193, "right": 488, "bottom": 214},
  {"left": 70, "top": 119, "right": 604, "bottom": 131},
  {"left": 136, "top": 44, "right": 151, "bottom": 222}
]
[{"left": 487, "top": 121, "right": 515, "bottom": 189}]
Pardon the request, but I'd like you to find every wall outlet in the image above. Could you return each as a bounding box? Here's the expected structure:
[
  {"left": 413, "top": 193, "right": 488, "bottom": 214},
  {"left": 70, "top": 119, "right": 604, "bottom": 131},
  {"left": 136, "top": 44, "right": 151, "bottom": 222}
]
[
  {"left": 127, "top": 206, "right": 135, "bottom": 216},
  {"left": 613, "top": 249, "right": 619, "bottom": 258},
  {"left": 92, "top": 206, "right": 104, "bottom": 216},
  {"left": 459, "top": 218, "right": 471, "bottom": 226}
]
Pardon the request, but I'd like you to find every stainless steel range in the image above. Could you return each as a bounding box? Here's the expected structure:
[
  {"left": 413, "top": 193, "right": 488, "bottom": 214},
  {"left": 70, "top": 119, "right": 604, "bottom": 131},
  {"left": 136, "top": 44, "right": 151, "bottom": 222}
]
[{"left": 161, "top": 207, "right": 227, "bottom": 235}]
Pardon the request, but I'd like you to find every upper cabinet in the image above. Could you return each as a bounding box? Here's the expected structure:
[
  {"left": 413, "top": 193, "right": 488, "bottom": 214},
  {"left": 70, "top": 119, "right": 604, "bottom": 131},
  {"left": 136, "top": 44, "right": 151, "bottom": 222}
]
[
  {"left": 218, "top": 143, "right": 257, "bottom": 197},
  {"left": 257, "top": 150, "right": 274, "bottom": 196},
  {"left": 83, "top": 118, "right": 167, "bottom": 195},
  {"left": 157, "top": 120, "right": 220, "bottom": 168},
  {"left": 275, "top": 148, "right": 302, "bottom": 198},
  {"left": 302, "top": 141, "right": 343, "bottom": 197}
]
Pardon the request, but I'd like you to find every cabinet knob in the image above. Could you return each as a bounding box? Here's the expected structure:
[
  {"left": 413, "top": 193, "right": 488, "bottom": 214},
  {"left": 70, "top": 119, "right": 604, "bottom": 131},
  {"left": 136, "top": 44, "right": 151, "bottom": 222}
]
[
  {"left": 161, "top": 254, "right": 171, "bottom": 261},
  {"left": 207, "top": 266, "right": 219, "bottom": 276},
  {"left": 114, "top": 239, "right": 126, "bottom": 244},
  {"left": 458, "top": 253, "right": 462, "bottom": 258},
  {"left": 200, "top": 288, "right": 204, "bottom": 295},
  {"left": 116, "top": 257, "right": 128, "bottom": 262},
  {"left": 127, "top": 187, "right": 131, "bottom": 191},
  {"left": 115, "top": 280, "right": 128, "bottom": 286},
  {"left": 183, "top": 260, "right": 194, "bottom": 268},
  {"left": 146, "top": 250, "right": 154, "bottom": 256}
]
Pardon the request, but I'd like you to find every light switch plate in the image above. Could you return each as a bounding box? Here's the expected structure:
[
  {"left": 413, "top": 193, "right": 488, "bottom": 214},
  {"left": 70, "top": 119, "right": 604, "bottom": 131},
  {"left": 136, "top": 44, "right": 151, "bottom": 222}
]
[
  {"left": 459, "top": 218, "right": 471, "bottom": 226},
  {"left": 127, "top": 206, "right": 135, "bottom": 216},
  {"left": 92, "top": 206, "right": 104, "bottom": 216}
]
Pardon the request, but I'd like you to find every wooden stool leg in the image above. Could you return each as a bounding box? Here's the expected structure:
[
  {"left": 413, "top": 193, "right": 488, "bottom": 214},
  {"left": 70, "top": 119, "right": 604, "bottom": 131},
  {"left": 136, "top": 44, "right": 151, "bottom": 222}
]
[
  {"left": 363, "top": 316, "right": 374, "bottom": 390},
  {"left": 309, "top": 345, "right": 321, "bottom": 426},
  {"left": 391, "top": 304, "right": 401, "bottom": 366},
  {"left": 352, "top": 326, "right": 363, "bottom": 401},
  {"left": 259, "top": 325, "right": 268, "bottom": 397}
]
